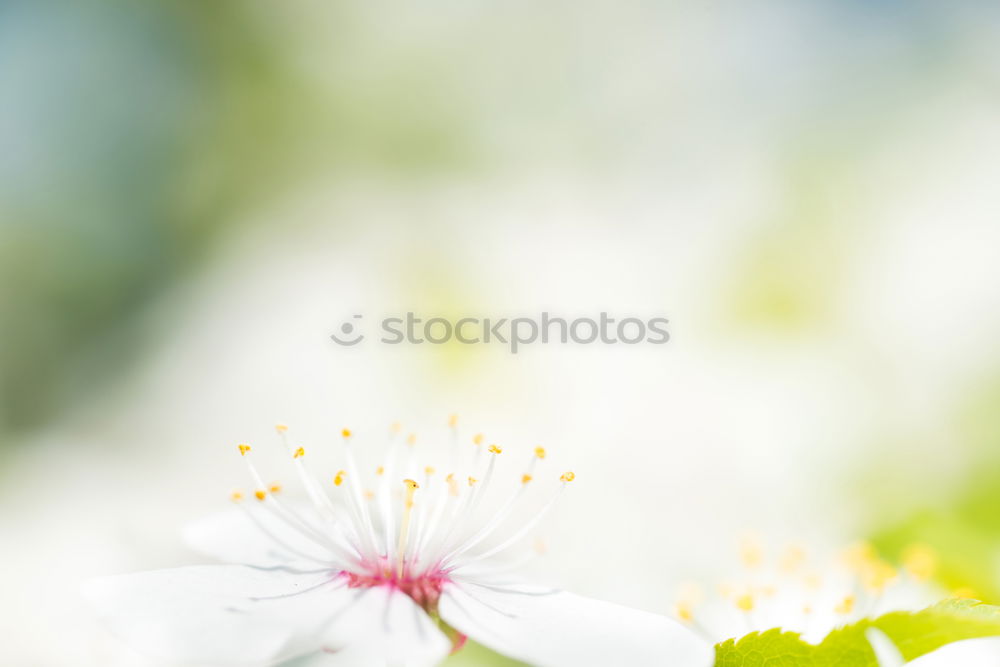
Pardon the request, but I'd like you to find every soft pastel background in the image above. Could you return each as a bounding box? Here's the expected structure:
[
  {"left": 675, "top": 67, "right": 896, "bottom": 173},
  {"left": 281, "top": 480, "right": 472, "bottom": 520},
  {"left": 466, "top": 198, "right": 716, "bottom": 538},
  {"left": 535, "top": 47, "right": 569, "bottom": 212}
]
[{"left": 2, "top": 1, "right": 1000, "bottom": 664}]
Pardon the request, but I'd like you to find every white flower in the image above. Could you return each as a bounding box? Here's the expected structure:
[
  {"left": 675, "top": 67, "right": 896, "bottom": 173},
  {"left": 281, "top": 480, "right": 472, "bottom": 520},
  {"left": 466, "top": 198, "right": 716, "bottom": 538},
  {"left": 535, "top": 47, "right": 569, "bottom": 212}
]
[
  {"left": 84, "top": 421, "right": 711, "bottom": 667},
  {"left": 673, "top": 537, "right": 942, "bottom": 645}
]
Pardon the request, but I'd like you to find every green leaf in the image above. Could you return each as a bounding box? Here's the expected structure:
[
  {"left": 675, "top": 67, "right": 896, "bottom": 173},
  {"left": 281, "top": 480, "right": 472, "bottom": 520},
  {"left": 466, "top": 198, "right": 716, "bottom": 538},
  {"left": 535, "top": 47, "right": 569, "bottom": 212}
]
[
  {"left": 441, "top": 640, "right": 529, "bottom": 667},
  {"left": 715, "top": 599, "right": 1000, "bottom": 666}
]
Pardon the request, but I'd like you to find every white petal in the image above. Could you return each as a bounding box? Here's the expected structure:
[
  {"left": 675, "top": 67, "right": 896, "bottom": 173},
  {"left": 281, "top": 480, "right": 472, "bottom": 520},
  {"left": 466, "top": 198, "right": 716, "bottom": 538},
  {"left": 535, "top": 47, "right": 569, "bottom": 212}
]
[
  {"left": 867, "top": 629, "right": 905, "bottom": 667},
  {"left": 438, "top": 582, "right": 714, "bottom": 667},
  {"left": 82, "top": 565, "right": 355, "bottom": 665},
  {"left": 183, "top": 508, "right": 336, "bottom": 566},
  {"left": 906, "top": 637, "right": 1000, "bottom": 666},
  {"left": 296, "top": 586, "right": 451, "bottom": 667}
]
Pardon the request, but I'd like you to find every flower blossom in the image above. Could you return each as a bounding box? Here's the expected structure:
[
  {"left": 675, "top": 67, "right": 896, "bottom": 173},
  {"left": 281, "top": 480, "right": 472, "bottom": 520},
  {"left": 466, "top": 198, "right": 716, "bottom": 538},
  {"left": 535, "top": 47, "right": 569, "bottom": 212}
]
[{"left": 85, "top": 419, "right": 711, "bottom": 667}]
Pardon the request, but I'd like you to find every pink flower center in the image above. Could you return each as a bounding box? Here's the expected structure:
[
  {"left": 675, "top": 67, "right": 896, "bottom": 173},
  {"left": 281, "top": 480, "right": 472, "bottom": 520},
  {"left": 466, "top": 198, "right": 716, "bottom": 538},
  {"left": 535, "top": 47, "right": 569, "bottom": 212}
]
[
  {"left": 342, "top": 564, "right": 451, "bottom": 612},
  {"left": 341, "top": 564, "right": 467, "bottom": 653}
]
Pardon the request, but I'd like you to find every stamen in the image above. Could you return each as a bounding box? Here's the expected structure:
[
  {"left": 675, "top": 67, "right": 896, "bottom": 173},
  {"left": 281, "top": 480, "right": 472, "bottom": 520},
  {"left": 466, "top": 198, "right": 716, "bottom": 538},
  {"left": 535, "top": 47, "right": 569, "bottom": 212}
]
[
  {"left": 442, "top": 451, "right": 543, "bottom": 564},
  {"left": 251, "top": 489, "right": 350, "bottom": 558},
  {"left": 421, "top": 453, "right": 496, "bottom": 571},
  {"left": 231, "top": 427, "right": 576, "bottom": 604},
  {"left": 377, "top": 421, "right": 409, "bottom": 558},
  {"left": 238, "top": 445, "right": 267, "bottom": 489},
  {"left": 275, "top": 427, "right": 339, "bottom": 522},
  {"left": 396, "top": 479, "right": 419, "bottom": 576},
  {"left": 233, "top": 501, "right": 347, "bottom": 567},
  {"left": 410, "top": 466, "right": 472, "bottom": 573},
  {"left": 446, "top": 473, "right": 573, "bottom": 568},
  {"left": 338, "top": 428, "right": 380, "bottom": 560}
]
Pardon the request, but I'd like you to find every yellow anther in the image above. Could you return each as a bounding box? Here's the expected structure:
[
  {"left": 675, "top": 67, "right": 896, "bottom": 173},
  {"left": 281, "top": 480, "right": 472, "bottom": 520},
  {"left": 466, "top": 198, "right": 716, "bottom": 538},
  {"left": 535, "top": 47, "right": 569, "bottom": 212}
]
[
  {"left": 488, "top": 444, "right": 502, "bottom": 455},
  {"left": 363, "top": 489, "right": 375, "bottom": 500},
  {"left": 534, "top": 446, "right": 546, "bottom": 459},
  {"left": 522, "top": 474, "right": 533, "bottom": 484},
  {"left": 735, "top": 593, "right": 755, "bottom": 612},
  {"left": 953, "top": 587, "right": 978, "bottom": 600},
  {"left": 334, "top": 470, "right": 346, "bottom": 486},
  {"left": 275, "top": 424, "right": 289, "bottom": 433},
  {"left": 406, "top": 433, "right": 417, "bottom": 446},
  {"left": 238, "top": 444, "right": 252, "bottom": 456},
  {"left": 254, "top": 490, "right": 267, "bottom": 501},
  {"left": 861, "top": 559, "right": 897, "bottom": 593},
  {"left": 842, "top": 541, "right": 877, "bottom": 570},
  {"left": 376, "top": 466, "right": 385, "bottom": 476},
  {"left": 834, "top": 595, "right": 855, "bottom": 615},
  {"left": 674, "top": 582, "right": 704, "bottom": 623},
  {"left": 446, "top": 473, "right": 458, "bottom": 496},
  {"left": 341, "top": 428, "right": 352, "bottom": 439},
  {"left": 391, "top": 421, "right": 402, "bottom": 433},
  {"left": 403, "top": 478, "right": 420, "bottom": 490},
  {"left": 675, "top": 601, "right": 695, "bottom": 623},
  {"left": 468, "top": 476, "right": 478, "bottom": 486},
  {"left": 804, "top": 573, "right": 822, "bottom": 590},
  {"left": 230, "top": 491, "right": 244, "bottom": 502},
  {"left": 803, "top": 605, "right": 813, "bottom": 615},
  {"left": 560, "top": 471, "right": 575, "bottom": 482},
  {"left": 780, "top": 544, "right": 806, "bottom": 573},
  {"left": 293, "top": 447, "right": 305, "bottom": 458},
  {"left": 473, "top": 433, "right": 484, "bottom": 446},
  {"left": 424, "top": 466, "right": 436, "bottom": 476},
  {"left": 902, "top": 543, "right": 938, "bottom": 581},
  {"left": 269, "top": 483, "right": 282, "bottom": 494},
  {"left": 740, "top": 536, "right": 763, "bottom": 569},
  {"left": 448, "top": 414, "right": 458, "bottom": 428}
]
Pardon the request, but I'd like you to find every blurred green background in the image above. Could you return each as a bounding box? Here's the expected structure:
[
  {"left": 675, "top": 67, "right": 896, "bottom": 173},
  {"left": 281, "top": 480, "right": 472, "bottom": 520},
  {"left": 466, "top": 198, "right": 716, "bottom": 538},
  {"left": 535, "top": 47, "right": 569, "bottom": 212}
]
[{"left": 2, "top": 0, "right": 1000, "bottom": 664}]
